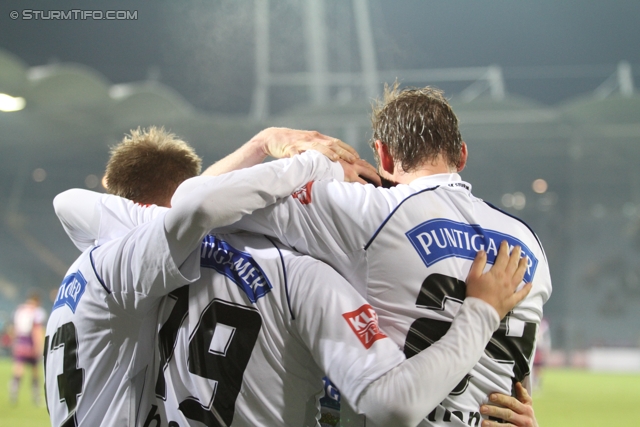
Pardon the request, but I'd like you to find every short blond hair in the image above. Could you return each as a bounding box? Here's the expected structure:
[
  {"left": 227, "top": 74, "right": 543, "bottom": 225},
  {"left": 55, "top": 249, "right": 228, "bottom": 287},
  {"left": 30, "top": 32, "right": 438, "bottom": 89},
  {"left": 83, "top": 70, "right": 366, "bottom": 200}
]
[{"left": 104, "top": 127, "right": 202, "bottom": 206}]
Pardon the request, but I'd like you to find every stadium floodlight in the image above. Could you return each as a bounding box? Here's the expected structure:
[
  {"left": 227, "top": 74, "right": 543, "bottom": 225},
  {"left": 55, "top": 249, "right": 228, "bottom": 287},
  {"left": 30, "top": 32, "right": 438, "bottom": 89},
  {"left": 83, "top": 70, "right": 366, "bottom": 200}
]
[{"left": 0, "top": 93, "right": 26, "bottom": 112}]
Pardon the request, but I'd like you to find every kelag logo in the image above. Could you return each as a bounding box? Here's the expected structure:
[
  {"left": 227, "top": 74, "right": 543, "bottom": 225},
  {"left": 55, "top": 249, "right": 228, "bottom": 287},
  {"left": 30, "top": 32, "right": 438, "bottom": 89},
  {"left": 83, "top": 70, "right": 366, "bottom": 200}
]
[
  {"left": 342, "top": 304, "right": 387, "bottom": 349},
  {"left": 200, "top": 235, "right": 272, "bottom": 303},
  {"left": 406, "top": 219, "right": 538, "bottom": 283},
  {"left": 53, "top": 271, "right": 87, "bottom": 313}
]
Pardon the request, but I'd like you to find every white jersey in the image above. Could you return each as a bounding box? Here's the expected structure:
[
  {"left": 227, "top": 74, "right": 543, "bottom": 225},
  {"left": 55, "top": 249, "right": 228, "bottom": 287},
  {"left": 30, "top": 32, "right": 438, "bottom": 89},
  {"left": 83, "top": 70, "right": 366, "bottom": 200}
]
[
  {"left": 227, "top": 173, "right": 553, "bottom": 426},
  {"left": 44, "top": 217, "right": 199, "bottom": 427},
  {"left": 145, "top": 232, "right": 405, "bottom": 427}
]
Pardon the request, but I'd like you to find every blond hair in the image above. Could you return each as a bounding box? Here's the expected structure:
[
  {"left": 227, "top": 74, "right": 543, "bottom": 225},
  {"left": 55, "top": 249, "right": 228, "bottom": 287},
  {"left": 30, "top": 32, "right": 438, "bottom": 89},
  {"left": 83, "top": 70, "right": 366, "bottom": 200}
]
[{"left": 104, "top": 127, "right": 202, "bottom": 206}]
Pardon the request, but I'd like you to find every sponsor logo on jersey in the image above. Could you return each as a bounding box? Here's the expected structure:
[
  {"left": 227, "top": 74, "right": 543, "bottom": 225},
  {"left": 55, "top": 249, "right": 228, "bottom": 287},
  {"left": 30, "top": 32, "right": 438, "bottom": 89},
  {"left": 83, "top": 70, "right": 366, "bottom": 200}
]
[
  {"left": 292, "top": 181, "right": 314, "bottom": 204},
  {"left": 342, "top": 304, "right": 387, "bottom": 349},
  {"left": 200, "top": 235, "right": 273, "bottom": 303},
  {"left": 53, "top": 271, "right": 87, "bottom": 313},
  {"left": 406, "top": 218, "right": 538, "bottom": 283}
]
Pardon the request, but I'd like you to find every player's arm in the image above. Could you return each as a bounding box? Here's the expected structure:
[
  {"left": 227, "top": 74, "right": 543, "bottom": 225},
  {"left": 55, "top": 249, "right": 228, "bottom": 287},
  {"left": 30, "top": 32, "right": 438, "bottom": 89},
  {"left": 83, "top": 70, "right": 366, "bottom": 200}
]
[
  {"left": 100, "top": 151, "right": 343, "bottom": 300},
  {"left": 219, "top": 178, "right": 391, "bottom": 270},
  {"left": 201, "top": 127, "right": 359, "bottom": 176},
  {"left": 354, "top": 243, "right": 532, "bottom": 426},
  {"left": 52, "top": 127, "right": 361, "bottom": 248},
  {"left": 165, "top": 151, "right": 343, "bottom": 266},
  {"left": 95, "top": 152, "right": 344, "bottom": 305}
]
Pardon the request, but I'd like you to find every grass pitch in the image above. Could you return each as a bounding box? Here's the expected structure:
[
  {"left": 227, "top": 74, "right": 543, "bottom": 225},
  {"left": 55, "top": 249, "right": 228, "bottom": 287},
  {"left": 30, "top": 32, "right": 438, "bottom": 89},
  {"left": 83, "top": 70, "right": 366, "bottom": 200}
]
[
  {"left": 0, "top": 358, "right": 638, "bottom": 426},
  {"left": 534, "top": 368, "right": 640, "bottom": 426},
  {"left": 0, "top": 357, "right": 50, "bottom": 427}
]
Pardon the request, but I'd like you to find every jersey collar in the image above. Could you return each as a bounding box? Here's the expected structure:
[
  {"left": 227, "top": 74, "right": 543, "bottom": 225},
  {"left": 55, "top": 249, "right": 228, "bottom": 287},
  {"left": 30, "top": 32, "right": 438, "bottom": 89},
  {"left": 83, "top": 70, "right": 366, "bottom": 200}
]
[{"left": 409, "top": 173, "right": 472, "bottom": 192}]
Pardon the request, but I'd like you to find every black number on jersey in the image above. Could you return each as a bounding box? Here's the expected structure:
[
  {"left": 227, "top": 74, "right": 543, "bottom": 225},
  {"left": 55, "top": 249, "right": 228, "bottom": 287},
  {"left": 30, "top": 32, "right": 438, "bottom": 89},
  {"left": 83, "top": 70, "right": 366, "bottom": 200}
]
[
  {"left": 44, "top": 322, "right": 85, "bottom": 427},
  {"left": 156, "top": 286, "right": 190, "bottom": 400},
  {"left": 403, "top": 273, "right": 536, "bottom": 394},
  {"left": 156, "top": 290, "right": 262, "bottom": 427}
]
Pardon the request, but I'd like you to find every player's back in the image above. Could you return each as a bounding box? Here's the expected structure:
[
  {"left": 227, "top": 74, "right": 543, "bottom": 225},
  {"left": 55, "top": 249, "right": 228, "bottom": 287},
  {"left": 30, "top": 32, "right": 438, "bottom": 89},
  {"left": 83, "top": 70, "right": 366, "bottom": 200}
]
[
  {"left": 364, "top": 182, "right": 552, "bottom": 425},
  {"left": 152, "top": 232, "right": 404, "bottom": 427},
  {"left": 45, "top": 217, "right": 192, "bottom": 427},
  {"left": 45, "top": 249, "right": 157, "bottom": 426}
]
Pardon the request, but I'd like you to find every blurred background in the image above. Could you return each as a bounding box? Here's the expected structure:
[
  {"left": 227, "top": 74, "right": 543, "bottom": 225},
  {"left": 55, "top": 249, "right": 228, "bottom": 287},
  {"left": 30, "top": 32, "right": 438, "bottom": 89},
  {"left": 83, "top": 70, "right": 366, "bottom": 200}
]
[{"left": 1, "top": 0, "right": 640, "bottom": 379}]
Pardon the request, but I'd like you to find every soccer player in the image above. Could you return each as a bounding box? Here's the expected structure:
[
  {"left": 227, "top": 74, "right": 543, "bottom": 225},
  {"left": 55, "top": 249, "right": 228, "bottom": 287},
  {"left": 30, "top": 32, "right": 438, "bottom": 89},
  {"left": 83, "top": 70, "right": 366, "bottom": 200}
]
[
  {"left": 52, "top": 129, "right": 536, "bottom": 426},
  {"left": 185, "top": 85, "right": 552, "bottom": 427},
  {"left": 9, "top": 292, "right": 47, "bottom": 405},
  {"left": 44, "top": 128, "right": 354, "bottom": 427}
]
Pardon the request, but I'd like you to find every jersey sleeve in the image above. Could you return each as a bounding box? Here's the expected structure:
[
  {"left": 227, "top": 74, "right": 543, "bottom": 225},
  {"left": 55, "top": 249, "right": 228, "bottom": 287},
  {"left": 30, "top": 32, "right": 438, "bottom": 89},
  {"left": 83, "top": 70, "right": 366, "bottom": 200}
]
[
  {"left": 53, "top": 189, "right": 104, "bottom": 251},
  {"left": 90, "top": 213, "right": 201, "bottom": 313},
  {"left": 163, "top": 150, "right": 345, "bottom": 268},
  {"left": 354, "top": 298, "right": 500, "bottom": 426},
  {"left": 53, "top": 189, "right": 168, "bottom": 251},
  {"left": 170, "top": 150, "right": 344, "bottom": 209},
  {"left": 229, "top": 180, "right": 386, "bottom": 254}
]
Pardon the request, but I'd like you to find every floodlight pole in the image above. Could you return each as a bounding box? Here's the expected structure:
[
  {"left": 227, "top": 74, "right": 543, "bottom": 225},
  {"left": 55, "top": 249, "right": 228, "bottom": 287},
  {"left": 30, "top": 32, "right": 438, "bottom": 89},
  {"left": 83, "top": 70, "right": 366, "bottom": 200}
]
[
  {"left": 305, "top": 0, "right": 330, "bottom": 105},
  {"left": 251, "top": 0, "right": 380, "bottom": 119},
  {"left": 251, "top": 0, "right": 270, "bottom": 120},
  {"left": 353, "top": 0, "right": 379, "bottom": 99}
]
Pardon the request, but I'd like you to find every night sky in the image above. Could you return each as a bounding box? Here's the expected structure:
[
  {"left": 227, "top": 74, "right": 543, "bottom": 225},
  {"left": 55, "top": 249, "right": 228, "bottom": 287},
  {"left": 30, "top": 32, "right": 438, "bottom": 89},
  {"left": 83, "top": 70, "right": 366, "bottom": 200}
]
[{"left": 1, "top": 0, "right": 639, "bottom": 113}]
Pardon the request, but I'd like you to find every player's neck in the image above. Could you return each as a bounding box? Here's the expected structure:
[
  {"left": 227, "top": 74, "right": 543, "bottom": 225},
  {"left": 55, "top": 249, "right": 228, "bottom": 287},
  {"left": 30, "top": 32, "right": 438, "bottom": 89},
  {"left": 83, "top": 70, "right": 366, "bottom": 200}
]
[{"left": 391, "top": 159, "right": 457, "bottom": 185}]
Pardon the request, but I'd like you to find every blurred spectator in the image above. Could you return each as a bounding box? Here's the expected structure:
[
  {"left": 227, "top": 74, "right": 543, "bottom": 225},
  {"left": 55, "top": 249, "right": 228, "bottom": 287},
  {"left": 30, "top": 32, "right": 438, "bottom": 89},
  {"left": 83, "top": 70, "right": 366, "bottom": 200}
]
[{"left": 9, "top": 292, "right": 47, "bottom": 405}]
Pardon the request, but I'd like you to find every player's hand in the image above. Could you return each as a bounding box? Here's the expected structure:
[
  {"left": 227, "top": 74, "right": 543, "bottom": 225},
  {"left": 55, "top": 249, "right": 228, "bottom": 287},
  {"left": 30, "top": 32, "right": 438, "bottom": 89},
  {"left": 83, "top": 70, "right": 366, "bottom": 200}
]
[
  {"left": 466, "top": 241, "right": 532, "bottom": 319},
  {"left": 338, "top": 159, "right": 382, "bottom": 186},
  {"left": 256, "top": 127, "right": 360, "bottom": 163},
  {"left": 480, "top": 382, "right": 538, "bottom": 427}
]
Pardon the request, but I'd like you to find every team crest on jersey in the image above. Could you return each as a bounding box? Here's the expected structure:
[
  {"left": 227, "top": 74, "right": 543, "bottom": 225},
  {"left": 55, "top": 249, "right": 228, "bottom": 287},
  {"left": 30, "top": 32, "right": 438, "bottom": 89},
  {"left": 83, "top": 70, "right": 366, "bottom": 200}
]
[
  {"left": 200, "top": 235, "right": 272, "bottom": 303},
  {"left": 53, "top": 271, "right": 87, "bottom": 313},
  {"left": 342, "top": 304, "right": 387, "bottom": 349},
  {"left": 406, "top": 219, "right": 538, "bottom": 283},
  {"left": 292, "top": 181, "right": 314, "bottom": 205}
]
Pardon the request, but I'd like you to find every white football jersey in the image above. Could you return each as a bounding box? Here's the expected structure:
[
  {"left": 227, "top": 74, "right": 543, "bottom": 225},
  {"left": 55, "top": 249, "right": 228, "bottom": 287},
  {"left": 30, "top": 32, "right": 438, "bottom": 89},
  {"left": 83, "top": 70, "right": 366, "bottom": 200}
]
[
  {"left": 231, "top": 173, "right": 553, "bottom": 426},
  {"left": 44, "top": 216, "right": 199, "bottom": 427},
  {"left": 145, "top": 232, "right": 405, "bottom": 427}
]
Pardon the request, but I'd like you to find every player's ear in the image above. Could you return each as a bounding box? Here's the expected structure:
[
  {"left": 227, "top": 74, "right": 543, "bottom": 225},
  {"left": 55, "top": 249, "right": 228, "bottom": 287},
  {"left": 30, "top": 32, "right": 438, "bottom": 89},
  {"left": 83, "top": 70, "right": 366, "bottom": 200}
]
[
  {"left": 457, "top": 142, "right": 468, "bottom": 172},
  {"left": 375, "top": 140, "right": 394, "bottom": 175}
]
